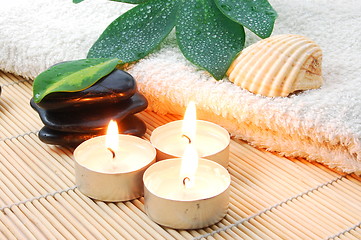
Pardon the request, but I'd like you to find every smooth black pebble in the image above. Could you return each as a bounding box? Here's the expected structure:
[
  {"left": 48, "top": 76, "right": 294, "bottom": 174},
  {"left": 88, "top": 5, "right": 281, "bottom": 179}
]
[
  {"left": 38, "top": 115, "right": 146, "bottom": 147},
  {"left": 31, "top": 93, "right": 147, "bottom": 133}
]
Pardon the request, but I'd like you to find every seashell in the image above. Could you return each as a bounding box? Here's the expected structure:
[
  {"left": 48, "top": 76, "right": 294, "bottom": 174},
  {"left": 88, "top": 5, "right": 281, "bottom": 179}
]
[{"left": 227, "top": 34, "right": 323, "bottom": 97}]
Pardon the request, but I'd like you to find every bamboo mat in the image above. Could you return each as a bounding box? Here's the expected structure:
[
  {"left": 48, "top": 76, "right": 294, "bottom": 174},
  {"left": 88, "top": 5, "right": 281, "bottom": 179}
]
[{"left": 0, "top": 70, "right": 361, "bottom": 240}]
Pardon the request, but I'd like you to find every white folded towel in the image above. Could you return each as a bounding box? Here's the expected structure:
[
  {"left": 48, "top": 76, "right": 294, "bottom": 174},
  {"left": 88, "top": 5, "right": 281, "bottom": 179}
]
[{"left": 1, "top": 0, "right": 360, "bottom": 174}]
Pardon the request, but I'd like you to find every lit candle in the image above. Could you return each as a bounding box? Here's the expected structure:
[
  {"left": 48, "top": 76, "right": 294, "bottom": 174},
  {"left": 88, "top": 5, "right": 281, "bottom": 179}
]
[
  {"left": 150, "top": 101, "right": 230, "bottom": 168},
  {"left": 143, "top": 144, "right": 231, "bottom": 229},
  {"left": 74, "top": 120, "right": 156, "bottom": 202}
]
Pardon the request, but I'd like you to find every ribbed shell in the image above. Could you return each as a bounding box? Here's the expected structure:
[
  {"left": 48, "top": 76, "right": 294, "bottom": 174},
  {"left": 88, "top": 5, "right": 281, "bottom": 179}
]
[{"left": 227, "top": 34, "right": 323, "bottom": 97}]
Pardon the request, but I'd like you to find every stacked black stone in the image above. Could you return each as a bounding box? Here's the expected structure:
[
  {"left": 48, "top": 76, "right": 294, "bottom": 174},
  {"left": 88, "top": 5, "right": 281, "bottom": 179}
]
[{"left": 31, "top": 69, "right": 148, "bottom": 147}]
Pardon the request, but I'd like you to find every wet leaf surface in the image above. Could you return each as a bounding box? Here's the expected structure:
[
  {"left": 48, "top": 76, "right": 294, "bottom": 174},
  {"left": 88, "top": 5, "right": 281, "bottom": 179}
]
[
  {"left": 33, "top": 58, "right": 119, "bottom": 103},
  {"left": 176, "top": 0, "right": 245, "bottom": 79},
  {"left": 214, "top": 0, "right": 277, "bottom": 38},
  {"left": 88, "top": 0, "right": 178, "bottom": 62}
]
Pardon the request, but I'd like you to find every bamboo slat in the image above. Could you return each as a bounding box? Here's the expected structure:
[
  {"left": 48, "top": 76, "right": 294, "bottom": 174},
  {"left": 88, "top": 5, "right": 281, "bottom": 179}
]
[{"left": 1, "top": 70, "right": 361, "bottom": 239}]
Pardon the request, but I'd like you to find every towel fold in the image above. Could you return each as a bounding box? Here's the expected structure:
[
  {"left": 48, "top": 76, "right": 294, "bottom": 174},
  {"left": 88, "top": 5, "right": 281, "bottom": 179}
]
[{"left": 1, "top": 0, "right": 360, "bottom": 174}]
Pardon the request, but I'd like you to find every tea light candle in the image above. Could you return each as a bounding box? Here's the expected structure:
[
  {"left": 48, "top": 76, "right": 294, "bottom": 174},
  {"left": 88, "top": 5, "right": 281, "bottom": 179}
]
[
  {"left": 150, "top": 102, "right": 230, "bottom": 167},
  {"left": 143, "top": 145, "right": 231, "bottom": 229},
  {"left": 74, "top": 120, "right": 156, "bottom": 202}
]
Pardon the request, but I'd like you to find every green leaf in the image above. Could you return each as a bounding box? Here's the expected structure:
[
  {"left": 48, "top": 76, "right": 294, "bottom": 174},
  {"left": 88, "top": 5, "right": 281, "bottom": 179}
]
[
  {"left": 214, "top": 0, "right": 277, "bottom": 38},
  {"left": 87, "top": 0, "right": 179, "bottom": 62},
  {"left": 109, "top": 0, "right": 150, "bottom": 3},
  {"left": 73, "top": 0, "right": 84, "bottom": 3},
  {"left": 33, "top": 58, "right": 119, "bottom": 103},
  {"left": 176, "top": 0, "right": 245, "bottom": 80}
]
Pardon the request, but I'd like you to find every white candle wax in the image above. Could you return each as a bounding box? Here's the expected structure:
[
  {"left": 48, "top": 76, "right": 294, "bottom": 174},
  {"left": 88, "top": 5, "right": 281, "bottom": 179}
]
[
  {"left": 75, "top": 135, "right": 154, "bottom": 173},
  {"left": 150, "top": 120, "right": 230, "bottom": 167},
  {"left": 74, "top": 134, "right": 156, "bottom": 202},
  {"left": 143, "top": 158, "right": 231, "bottom": 229},
  {"left": 145, "top": 160, "right": 229, "bottom": 201}
]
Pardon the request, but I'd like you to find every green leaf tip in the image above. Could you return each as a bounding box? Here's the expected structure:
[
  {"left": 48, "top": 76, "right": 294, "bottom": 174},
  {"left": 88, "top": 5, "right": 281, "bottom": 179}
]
[
  {"left": 73, "top": 0, "right": 85, "bottom": 4},
  {"left": 214, "top": 0, "right": 277, "bottom": 38},
  {"left": 33, "top": 58, "right": 120, "bottom": 103}
]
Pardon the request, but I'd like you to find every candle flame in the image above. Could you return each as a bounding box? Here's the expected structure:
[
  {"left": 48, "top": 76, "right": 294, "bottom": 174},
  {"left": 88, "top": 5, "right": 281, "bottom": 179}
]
[
  {"left": 180, "top": 144, "right": 199, "bottom": 189},
  {"left": 181, "top": 101, "right": 197, "bottom": 144},
  {"left": 106, "top": 120, "right": 119, "bottom": 152}
]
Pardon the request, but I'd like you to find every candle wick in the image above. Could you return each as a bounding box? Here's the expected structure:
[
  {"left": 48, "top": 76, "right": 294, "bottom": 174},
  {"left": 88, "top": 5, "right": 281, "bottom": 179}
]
[
  {"left": 107, "top": 147, "right": 116, "bottom": 159},
  {"left": 183, "top": 177, "right": 190, "bottom": 187},
  {"left": 181, "top": 134, "right": 192, "bottom": 144}
]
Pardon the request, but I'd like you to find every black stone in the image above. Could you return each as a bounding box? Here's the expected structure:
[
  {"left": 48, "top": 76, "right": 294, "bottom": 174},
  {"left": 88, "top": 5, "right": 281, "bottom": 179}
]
[
  {"left": 37, "top": 69, "right": 137, "bottom": 111},
  {"left": 38, "top": 115, "right": 147, "bottom": 147},
  {"left": 31, "top": 66, "right": 148, "bottom": 146},
  {"left": 31, "top": 93, "right": 148, "bottom": 133}
]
